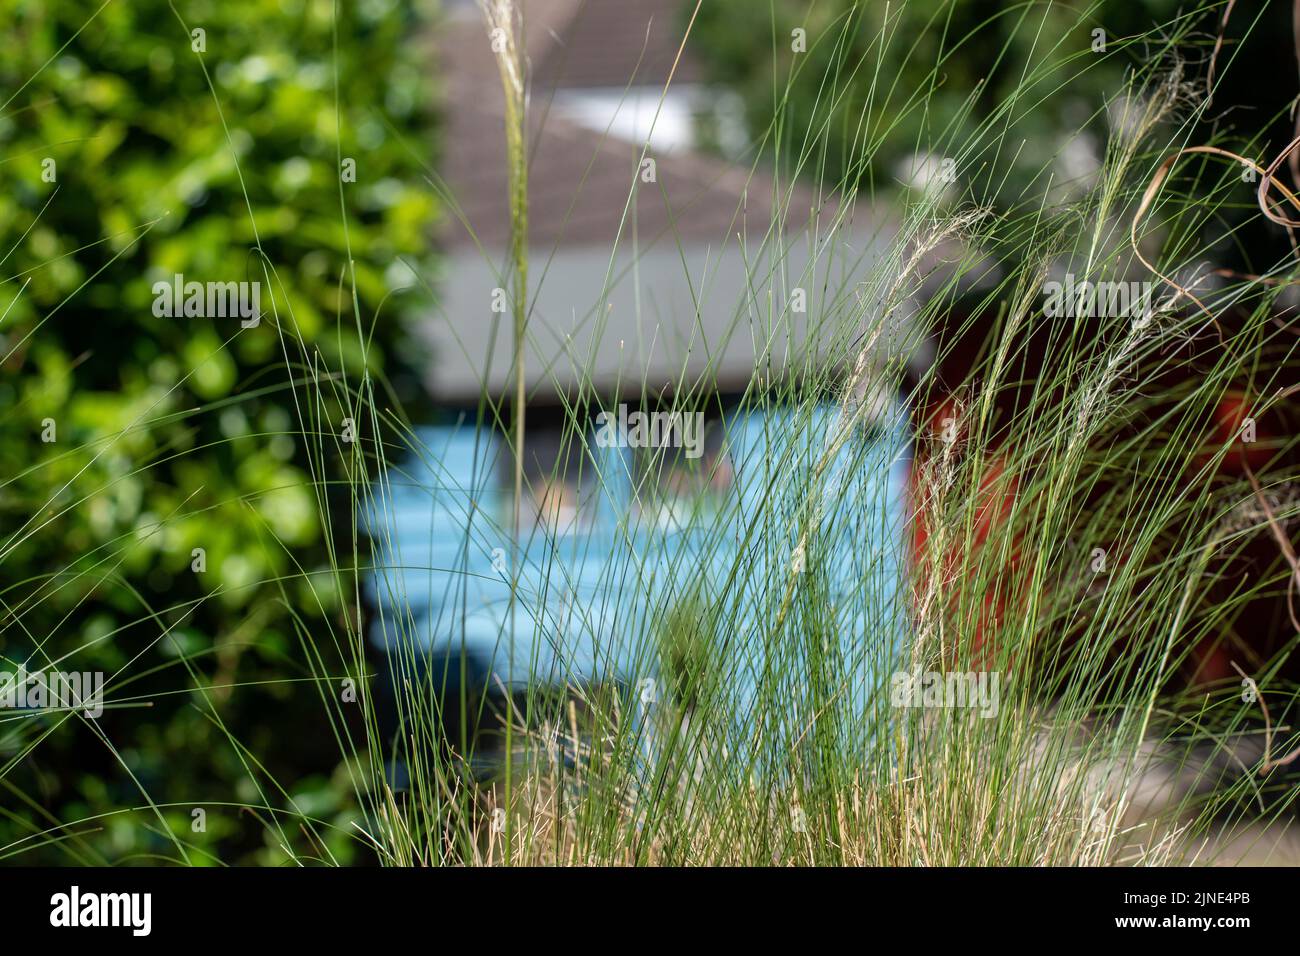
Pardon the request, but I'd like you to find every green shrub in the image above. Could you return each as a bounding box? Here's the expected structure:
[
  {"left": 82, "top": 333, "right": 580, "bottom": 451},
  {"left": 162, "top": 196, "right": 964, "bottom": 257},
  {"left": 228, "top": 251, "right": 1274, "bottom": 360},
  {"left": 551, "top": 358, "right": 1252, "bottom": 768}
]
[{"left": 0, "top": 0, "right": 436, "bottom": 864}]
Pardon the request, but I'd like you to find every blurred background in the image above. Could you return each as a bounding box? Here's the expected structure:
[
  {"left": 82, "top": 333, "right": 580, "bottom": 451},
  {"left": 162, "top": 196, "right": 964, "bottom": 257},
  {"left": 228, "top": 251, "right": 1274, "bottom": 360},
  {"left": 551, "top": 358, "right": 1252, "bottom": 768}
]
[{"left": 1, "top": 0, "right": 1295, "bottom": 865}]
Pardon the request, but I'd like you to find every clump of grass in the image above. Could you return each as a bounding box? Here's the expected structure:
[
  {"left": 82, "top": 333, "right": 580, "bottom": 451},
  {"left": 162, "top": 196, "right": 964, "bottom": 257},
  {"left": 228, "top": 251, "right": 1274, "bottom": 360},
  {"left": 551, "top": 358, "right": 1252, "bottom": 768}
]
[
  {"left": 336, "top": 0, "right": 1300, "bottom": 866},
  {"left": 338, "top": 0, "right": 1300, "bottom": 867},
  {"left": 9, "top": 0, "right": 1300, "bottom": 868}
]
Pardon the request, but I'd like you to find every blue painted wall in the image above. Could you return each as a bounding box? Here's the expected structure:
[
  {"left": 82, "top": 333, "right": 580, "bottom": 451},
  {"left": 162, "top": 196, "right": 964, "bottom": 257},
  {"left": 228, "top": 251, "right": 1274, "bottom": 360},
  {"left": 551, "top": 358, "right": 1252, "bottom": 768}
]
[{"left": 364, "top": 402, "right": 910, "bottom": 746}]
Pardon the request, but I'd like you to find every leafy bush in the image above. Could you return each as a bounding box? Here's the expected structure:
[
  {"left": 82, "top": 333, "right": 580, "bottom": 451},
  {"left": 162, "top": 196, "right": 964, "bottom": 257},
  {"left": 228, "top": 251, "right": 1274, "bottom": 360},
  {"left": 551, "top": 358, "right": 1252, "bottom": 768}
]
[{"left": 0, "top": 0, "right": 436, "bottom": 864}]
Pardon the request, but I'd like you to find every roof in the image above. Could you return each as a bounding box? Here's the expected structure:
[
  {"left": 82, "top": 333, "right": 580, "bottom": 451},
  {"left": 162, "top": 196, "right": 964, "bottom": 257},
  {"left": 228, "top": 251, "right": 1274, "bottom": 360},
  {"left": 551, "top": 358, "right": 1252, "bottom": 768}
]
[
  {"left": 437, "top": 0, "right": 825, "bottom": 251},
  {"left": 425, "top": 1, "right": 894, "bottom": 403},
  {"left": 530, "top": 0, "right": 705, "bottom": 89}
]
